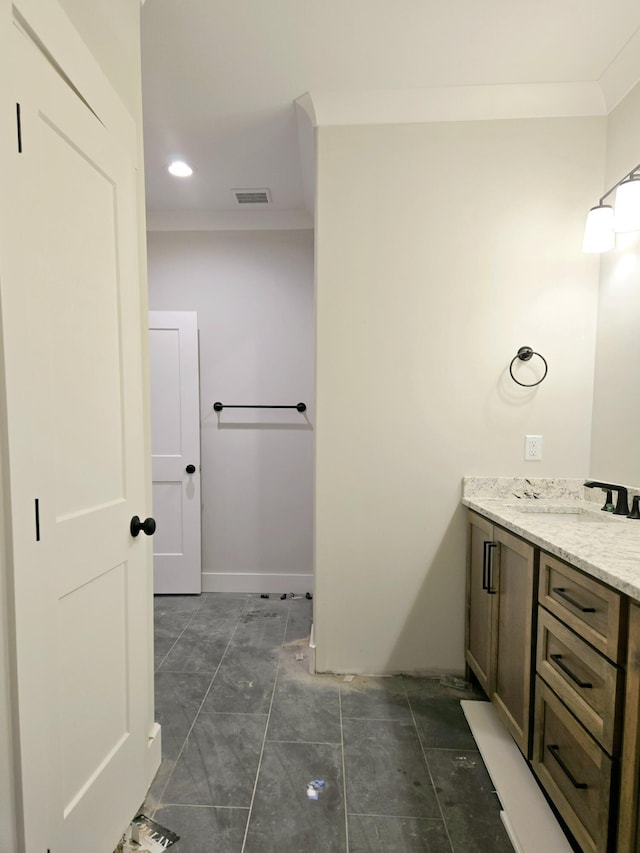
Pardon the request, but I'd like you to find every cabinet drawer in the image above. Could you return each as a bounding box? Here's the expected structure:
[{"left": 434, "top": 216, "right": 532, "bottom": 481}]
[
  {"left": 537, "top": 608, "right": 621, "bottom": 755},
  {"left": 539, "top": 552, "right": 623, "bottom": 662},
  {"left": 533, "top": 677, "right": 612, "bottom": 853}
]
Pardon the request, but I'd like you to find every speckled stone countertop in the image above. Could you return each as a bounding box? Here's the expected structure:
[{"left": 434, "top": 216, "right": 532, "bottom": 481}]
[{"left": 462, "top": 477, "right": 640, "bottom": 601}]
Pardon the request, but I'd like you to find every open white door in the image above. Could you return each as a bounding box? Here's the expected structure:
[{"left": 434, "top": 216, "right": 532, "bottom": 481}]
[
  {"left": 0, "top": 12, "right": 154, "bottom": 852},
  {"left": 149, "top": 311, "right": 202, "bottom": 594}
]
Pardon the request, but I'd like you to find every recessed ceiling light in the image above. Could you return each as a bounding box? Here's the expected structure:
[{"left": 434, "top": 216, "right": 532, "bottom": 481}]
[{"left": 168, "top": 160, "right": 193, "bottom": 177}]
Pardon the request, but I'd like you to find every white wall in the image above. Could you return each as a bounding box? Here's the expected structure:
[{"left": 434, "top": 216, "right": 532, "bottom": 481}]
[
  {"left": 314, "top": 116, "right": 606, "bottom": 674},
  {"left": 590, "top": 81, "right": 640, "bottom": 484},
  {"left": 147, "top": 229, "right": 315, "bottom": 593},
  {"left": 58, "top": 0, "right": 142, "bottom": 120}
]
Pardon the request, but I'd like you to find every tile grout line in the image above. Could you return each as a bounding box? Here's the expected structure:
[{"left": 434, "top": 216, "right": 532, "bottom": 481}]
[
  {"left": 338, "top": 685, "right": 350, "bottom": 853},
  {"left": 403, "top": 677, "right": 455, "bottom": 853},
  {"left": 154, "top": 598, "right": 207, "bottom": 670},
  {"left": 347, "top": 811, "right": 448, "bottom": 821},
  {"left": 159, "top": 803, "right": 250, "bottom": 811},
  {"left": 265, "top": 738, "right": 342, "bottom": 746},
  {"left": 240, "top": 598, "right": 292, "bottom": 852},
  {"left": 151, "top": 595, "right": 253, "bottom": 816}
]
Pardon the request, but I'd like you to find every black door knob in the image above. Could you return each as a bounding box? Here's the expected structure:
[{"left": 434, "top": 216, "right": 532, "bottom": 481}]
[
  {"left": 130, "top": 515, "right": 156, "bottom": 537},
  {"left": 185, "top": 464, "right": 196, "bottom": 474}
]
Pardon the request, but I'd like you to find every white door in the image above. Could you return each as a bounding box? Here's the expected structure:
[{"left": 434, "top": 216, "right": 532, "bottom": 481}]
[
  {"left": 149, "top": 312, "right": 202, "bottom": 594},
  {"left": 0, "top": 16, "right": 153, "bottom": 853}
]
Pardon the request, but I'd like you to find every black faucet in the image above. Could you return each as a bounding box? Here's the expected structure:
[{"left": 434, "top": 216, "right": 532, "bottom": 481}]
[{"left": 584, "top": 481, "right": 630, "bottom": 515}]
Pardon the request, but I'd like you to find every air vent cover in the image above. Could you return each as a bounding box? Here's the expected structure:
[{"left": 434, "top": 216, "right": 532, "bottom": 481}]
[{"left": 232, "top": 188, "right": 272, "bottom": 205}]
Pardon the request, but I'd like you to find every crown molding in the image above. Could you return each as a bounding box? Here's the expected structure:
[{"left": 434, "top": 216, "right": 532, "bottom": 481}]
[{"left": 146, "top": 207, "right": 313, "bottom": 232}]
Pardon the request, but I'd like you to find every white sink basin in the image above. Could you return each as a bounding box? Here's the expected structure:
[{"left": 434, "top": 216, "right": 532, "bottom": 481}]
[{"left": 516, "top": 505, "right": 620, "bottom": 523}]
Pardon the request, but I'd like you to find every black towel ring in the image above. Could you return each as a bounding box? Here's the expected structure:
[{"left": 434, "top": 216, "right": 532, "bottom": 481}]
[{"left": 509, "top": 346, "right": 548, "bottom": 387}]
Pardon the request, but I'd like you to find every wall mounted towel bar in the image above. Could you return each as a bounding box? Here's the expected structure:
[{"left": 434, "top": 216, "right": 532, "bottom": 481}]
[{"left": 213, "top": 402, "right": 307, "bottom": 412}]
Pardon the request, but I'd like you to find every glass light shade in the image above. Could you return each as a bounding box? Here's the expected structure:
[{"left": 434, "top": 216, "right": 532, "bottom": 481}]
[
  {"left": 582, "top": 204, "right": 614, "bottom": 253},
  {"left": 613, "top": 176, "right": 640, "bottom": 232},
  {"left": 168, "top": 160, "right": 193, "bottom": 177}
]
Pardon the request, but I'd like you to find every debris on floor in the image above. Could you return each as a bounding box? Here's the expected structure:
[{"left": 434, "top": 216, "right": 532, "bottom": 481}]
[
  {"left": 305, "top": 592, "right": 313, "bottom": 599},
  {"left": 343, "top": 674, "right": 355, "bottom": 682},
  {"left": 454, "top": 755, "right": 478, "bottom": 769},
  {"left": 306, "top": 779, "right": 326, "bottom": 800},
  {"left": 439, "top": 674, "right": 471, "bottom": 691},
  {"left": 260, "top": 593, "right": 270, "bottom": 598},
  {"left": 118, "top": 814, "right": 179, "bottom": 852},
  {"left": 295, "top": 651, "right": 305, "bottom": 661}
]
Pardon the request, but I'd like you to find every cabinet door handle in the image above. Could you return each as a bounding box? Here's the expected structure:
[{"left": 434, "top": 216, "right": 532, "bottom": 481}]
[
  {"left": 482, "top": 541, "right": 491, "bottom": 590},
  {"left": 552, "top": 587, "right": 596, "bottom": 613},
  {"left": 547, "top": 744, "right": 587, "bottom": 789},
  {"left": 486, "top": 542, "right": 497, "bottom": 594},
  {"left": 549, "top": 654, "right": 593, "bottom": 689}
]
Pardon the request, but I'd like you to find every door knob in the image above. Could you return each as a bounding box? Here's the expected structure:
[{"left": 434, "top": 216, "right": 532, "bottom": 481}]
[
  {"left": 130, "top": 515, "right": 156, "bottom": 537},
  {"left": 185, "top": 464, "right": 196, "bottom": 474}
]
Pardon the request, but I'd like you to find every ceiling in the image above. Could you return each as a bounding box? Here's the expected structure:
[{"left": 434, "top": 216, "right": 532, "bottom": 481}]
[{"left": 141, "top": 0, "right": 640, "bottom": 230}]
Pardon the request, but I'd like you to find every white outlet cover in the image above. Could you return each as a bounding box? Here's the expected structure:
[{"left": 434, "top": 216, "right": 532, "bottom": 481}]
[{"left": 525, "top": 435, "right": 542, "bottom": 461}]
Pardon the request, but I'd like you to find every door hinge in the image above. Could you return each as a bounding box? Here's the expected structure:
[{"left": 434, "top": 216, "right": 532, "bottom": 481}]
[
  {"left": 16, "top": 103, "right": 22, "bottom": 153},
  {"left": 35, "top": 498, "right": 40, "bottom": 541}
]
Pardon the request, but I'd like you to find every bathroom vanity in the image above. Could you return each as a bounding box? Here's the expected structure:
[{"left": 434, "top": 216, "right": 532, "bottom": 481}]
[{"left": 463, "top": 478, "right": 640, "bottom": 853}]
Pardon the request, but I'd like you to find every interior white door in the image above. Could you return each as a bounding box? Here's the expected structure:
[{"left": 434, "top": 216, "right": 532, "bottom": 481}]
[
  {"left": 149, "top": 311, "right": 202, "bottom": 594},
  {"left": 0, "top": 19, "right": 152, "bottom": 853}
]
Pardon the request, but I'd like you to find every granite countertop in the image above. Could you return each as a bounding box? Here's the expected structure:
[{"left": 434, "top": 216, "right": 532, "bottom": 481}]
[{"left": 462, "top": 477, "right": 640, "bottom": 601}]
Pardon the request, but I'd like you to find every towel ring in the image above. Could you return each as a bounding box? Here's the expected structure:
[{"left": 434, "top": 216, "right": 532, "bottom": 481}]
[{"left": 509, "top": 346, "right": 548, "bottom": 387}]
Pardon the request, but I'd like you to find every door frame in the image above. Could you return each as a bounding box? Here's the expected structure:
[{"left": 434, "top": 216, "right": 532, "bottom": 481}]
[{"left": 149, "top": 310, "right": 202, "bottom": 594}]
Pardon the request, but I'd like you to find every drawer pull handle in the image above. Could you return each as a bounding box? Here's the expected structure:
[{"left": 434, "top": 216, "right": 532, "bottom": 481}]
[
  {"left": 550, "top": 654, "right": 593, "bottom": 689},
  {"left": 547, "top": 744, "right": 588, "bottom": 789},
  {"left": 552, "top": 587, "right": 596, "bottom": 613}
]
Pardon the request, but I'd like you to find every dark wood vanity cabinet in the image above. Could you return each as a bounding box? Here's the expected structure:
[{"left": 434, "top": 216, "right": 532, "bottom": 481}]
[
  {"left": 533, "top": 551, "right": 626, "bottom": 853},
  {"left": 465, "top": 510, "right": 638, "bottom": 852},
  {"left": 618, "top": 603, "right": 640, "bottom": 852},
  {"left": 465, "top": 510, "right": 536, "bottom": 756}
]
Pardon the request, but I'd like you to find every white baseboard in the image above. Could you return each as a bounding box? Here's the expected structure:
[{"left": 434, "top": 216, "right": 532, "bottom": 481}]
[
  {"left": 201, "top": 572, "right": 313, "bottom": 594},
  {"left": 146, "top": 722, "right": 161, "bottom": 787},
  {"left": 461, "top": 701, "right": 572, "bottom": 853},
  {"left": 308, "top": 622, "right": 316, "bottom": 674}
]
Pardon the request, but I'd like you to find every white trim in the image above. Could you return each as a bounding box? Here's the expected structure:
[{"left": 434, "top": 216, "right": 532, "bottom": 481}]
[
  {"left": 146, "top": 208, "right": 313, "bottom": 232},
  {"left": 304, "top": 82, "right": 606, "bottom": 128},
  {"left": 13, "top": 0, "right": 137, "bottom": 156},
  {"left": 295, "top": 99, "right": 316, "bottom": 219},
  {"left": 308, "top": 623, "right": 316, "bottom": 674},
  {"left": 202, "top": 572, "right": 313, "bottom": 594},
  {"left": 599, "top": 26, "right": 640, "bottom": 113},
  {"left": 146, "top": 722, "right": 161, "bottom": 789},
  {"left": 461, "top": 700, "right": 572, "bottom": 853}
]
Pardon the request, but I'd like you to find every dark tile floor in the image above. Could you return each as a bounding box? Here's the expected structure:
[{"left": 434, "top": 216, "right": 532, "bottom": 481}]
[{"left": 146, "top": 593, "right": 513, "bottom": 852}]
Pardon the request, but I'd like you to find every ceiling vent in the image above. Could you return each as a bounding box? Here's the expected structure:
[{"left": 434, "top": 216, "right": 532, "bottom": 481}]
[{"left": 232, "top": 188, "right": 272, "bottom": 205}]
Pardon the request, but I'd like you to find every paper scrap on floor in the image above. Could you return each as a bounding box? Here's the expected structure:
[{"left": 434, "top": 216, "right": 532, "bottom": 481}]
[{"left": 119, "top": 814, "right": 179, "bottom": 852}]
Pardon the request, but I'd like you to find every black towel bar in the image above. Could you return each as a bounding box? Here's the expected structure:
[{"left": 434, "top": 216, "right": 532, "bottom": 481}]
[{"left": 213, "top": 402, "right": 306, "bottom": 413}]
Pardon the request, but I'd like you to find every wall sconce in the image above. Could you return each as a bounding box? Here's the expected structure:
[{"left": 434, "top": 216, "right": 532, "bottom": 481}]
[{"left": 582, "top": 161, "right": 640, "bottom": 253}]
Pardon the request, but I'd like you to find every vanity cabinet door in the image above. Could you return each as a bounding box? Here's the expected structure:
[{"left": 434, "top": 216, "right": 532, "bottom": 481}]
[
  {"left": 617, "top": 603, "right": 640, "bottom": 853},
  {"left": 466, "top": 511, "right": 495, "bottom": 695},
  {"left": 466, "top": 512, "right": 536, "bottom": 754},
  {"left": 492, "top": 527, "right": 536, "bottom": 756}
]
